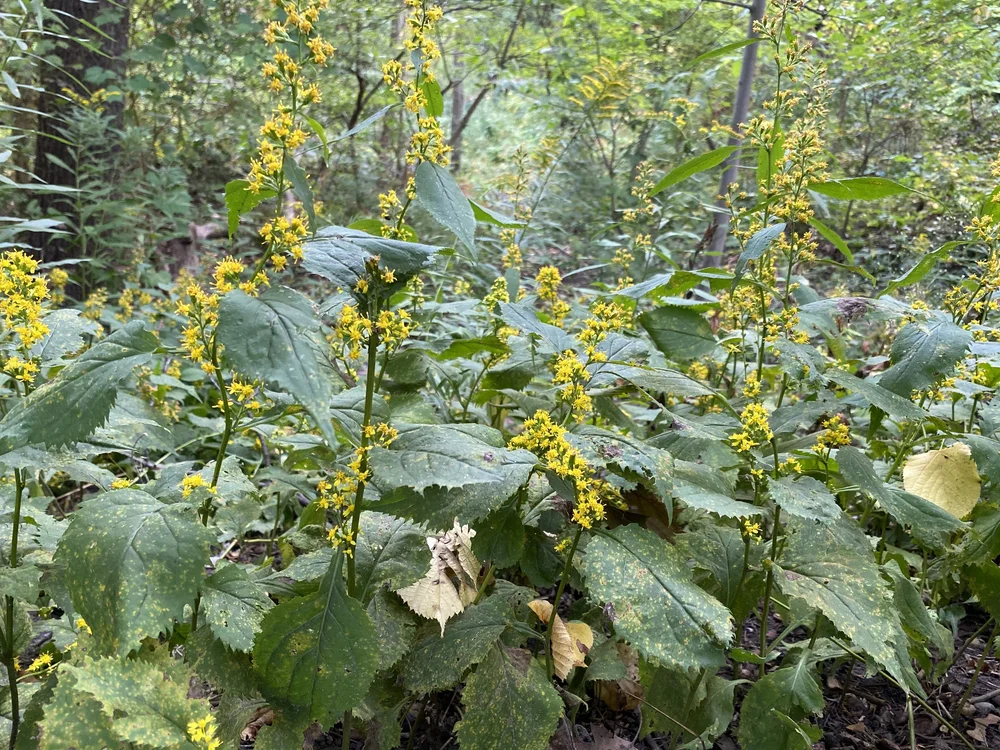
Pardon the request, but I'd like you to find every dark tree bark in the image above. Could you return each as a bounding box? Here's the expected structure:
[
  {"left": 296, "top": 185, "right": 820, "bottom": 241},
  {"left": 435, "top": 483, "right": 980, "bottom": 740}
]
[
  {"left": 705, "top": 0, "right": 766, "bottom": 263},
  {"left": 33, "top": 0, "right": 129, "bottom": 263}
]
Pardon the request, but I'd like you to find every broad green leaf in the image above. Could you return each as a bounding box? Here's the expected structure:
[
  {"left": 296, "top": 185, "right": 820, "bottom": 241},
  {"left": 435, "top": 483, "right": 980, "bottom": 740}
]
[
  {"left": 639, "top": 662, "right": 737, "bottom": 748},
  {"left": 367, "top": 589, "right": 418, "bottom": 672},
  {"left": 368, "top": 423, "right": 536, "bottom": 527},
  {"left": 733, "top": 223, "right": 786, "bottom": 287},
  {"left": 472, "top": 502, "right": 525, "bottom": 569},
  {"left": 55, "top": 489, "right": 214, "bottom": 657},
  {"left": 402, "top": 595, "right": 512, "bottom": 693},
  {"left": 32, "top": 308, "right": 97, "bottom": 362},
  {"left": 775, "top": 519, "right": 916, "bottom": 691},
  {"left": 63, "top": 655, "right": 210, "bottom": 749},
  {"left": 37, "top": 672, "right": 117, "bottom": 750},
  {"left": 253, "top": 553, "right": 378, "bottom": 727},
  {"left": 217, "top": 286, "right": 336, "bottom": 448},
  {"left": 589, "top": 362, "right": 719, "bottom": 400},
  {"left": 500, "top": 301, "right": 577, "bottom": 353},
  {"left": 686, "top": 38, "right": 755, "bottom": 67},
  {"left": 184, "top": 625, "right": 259, "bottom": 698},
  {"left": 201, "top": 563, "right": 274, "bottom": 652},
  {"left": 902, "top": 442, "right": 981, "bottom": 520},
  {"left": 415, "top": 161, "right": 476, "bottom": 253},
  {"left": 649, "top": 146, "right": 739, "bottom": 197},
  {"left": 964, "top": 563, "right": 1000, "bottom": 621},
  {"left": 612, "top": 269, "right": 733, "bottom": 301},
  {"left": 354, "top": 511, "right": 430, "bottom": 603},
  {"left": 434, "top": 335, "right": 509, "bottom": 361},
  {"left": 470, "top": 200, "right": 527, "bottom": 228},
  {"left": 769, "top": 475, "right": 841, "bottom": 522},
  {"left": 679, "top": 523, "right": 764, "bottom": 621},
  {"left": 673, "top": 460, "right": 759, "bottom": 518},
  {"left": 738, "top": 660, "right": 823, "bottom": 750},
  {"left": 455, "top": 646, "right": 562, "bottom": 750},
  {"left": 303, "top": 226, "right": 440, "bottom": 300},
  {"left": 878, "top": 314, "right": 971, "bottom": 398},
  {"left": 0, "top": 563, "right": 40, "bottom": 602},
  {"left": 421, "top": 78, "right": 444, "bottom": 117},
  {"left": 808, "top": 176, "right": 912, "bottom": 201},
  {"left": 825, "top": 368, "right": 925, "bottom": 421},
  {"left": 282, "top": 155, "right": 315, "bottom": 229},
  {"left": 582, "top": 525, "right": 732, "bottom": 669},
  {"left": 639, "top": 306, "right": 716, "bottom": 361},
  {"left": 0, "top": 322, "right": 157, "bottom": 454},
  {"left": 567, "top": 425, "right": 673, "bottom": 507},
  {"left": 886, "top": 567, "right": 952, "bottom": 658},
  {"left": 837, "top": 446, "right": 963, "bottom": 550},
  {"left": 808, "top": 216, "right": 853, "bottom": 263},
  {"left": 879, "top": 241, "right": 966, "bottom": 297},
  {"left": 224, "top": 179, "right": 275, "bottom": 239}
]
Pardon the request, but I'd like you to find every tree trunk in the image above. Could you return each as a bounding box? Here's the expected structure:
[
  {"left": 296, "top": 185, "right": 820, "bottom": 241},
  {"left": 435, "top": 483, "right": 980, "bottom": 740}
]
[
  {"left": 32, "top": 0, "right": 129, "bottom": 263},
  {"left": 705, "top": 0, "right": 766, "bottom": 264}
]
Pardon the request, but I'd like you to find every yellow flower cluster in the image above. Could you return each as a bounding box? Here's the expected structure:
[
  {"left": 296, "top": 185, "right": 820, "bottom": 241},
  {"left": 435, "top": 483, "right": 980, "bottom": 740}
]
[
  {"left": 26, "top": 652, "right": 53, "bottom": 673},
  {"left": 60, "top": 86, "right": 117, "bottom": 113},
  {"left": 330, "top": 302, "right": 373, "bottom": 372},
  {"left": 511, "top": 411, "right": 614, "bottom": 529},
  {"left": 813, "top": 415, "right": 850, "bottom": 452},
  {"left": 380, "top": 2, "right": 450, "bottom": 166},
  {"left": 568, "top": 58, "right": 632, "bottom": 118},
  {"left": 181, "top": 473, "right": 216, "bottom": 499},
  {"left": 377, "top": 308, "right": 414, "bottom": 351},
  {"left": 0, "top": 251, "right": 50, "bottom": 384},
  {"left": 259, "top": 216, "right": 308, "bottom": 266},
  {"left": 622, "top": 161, "right": 655, "bottom": 224},
  {"left": 552, "top": 350, "right": 591, "bottom": 419},
  {"left": 177, "top": 281, "right": 220, "bottom": 376},
  {"left": 116, "top": 287, "right": 153, "bottom": 323},
  {"left": 729, "top": 402, "right": 774, "bottom": 453},
  {"left": 187, "top": 715, "right": 222, "bottom": 750},
  {"left": 483, "top": 277, "right": 510, "bottom": 312},
  {"left": 577, "top": 299, "right": 629, "bottom": 358},
  {"left": 536, "top": 266, "right": 570, "bottom": 327},
  {"left": 49, "top": 267, "right": 69, "bottom": 305}
]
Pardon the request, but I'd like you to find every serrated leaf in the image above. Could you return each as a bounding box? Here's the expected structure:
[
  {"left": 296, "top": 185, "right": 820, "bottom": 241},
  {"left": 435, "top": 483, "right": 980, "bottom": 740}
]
[
  {"left": 825, "top": 368, "right": 925, "bottom": 421},
  {"left": 769, "top": 475, "right": 841, "bottom": 522},
  {"left": 527, "top": 599, "right": 592, "bottom": 680},
  {"left": 303, "top": 226, "right": 440, "bottom": 300},
  {"left": 402, "top": 594, "right": 511, "bottom": 693},
  {"left": 673, "top": 460, "right": 759, "bottom": 518},
  {"left": 0, "top": 322, "right": 157, "bottom": 453},
  {"left": 415, "top": 161, "right": 476, "bottom": 253},
  {"left": 964, "top": 563, "right": 1000, "bottom": 621},
  {"left": 201, "top": 563, "right": 274, "bottom": 652},
  {"left": 55, "top": 489, "right": 214, "bottom": 657},
  {"left": 354, "top": 511, "right": 429, "bottom": 604},
  {"left": 902, "top": 443, "right": 981, "bottom": 520},
  {"left": 217, "top": 286, "right": 336, "bottom": 448},
  {"left": 62, "top": 656, "right": 210, "bottom": 748},
  {"left": 639, "top": 306, "right": 716, "bottom": 361},
  {"left": 367, "top": 589, "right": 418, "bottom": 672},
  {"left": 679, "top": 523, "right": 764, "bottom": 622},
  {"left": 32, "top": 308, "right": 96, "bottom": 362},
  {"left": 37, "top": 672, "right": 117, "bottom": 750},
  {"left": 455, "top": 646, "right": 562, "bottom": 750},
  {"left": 253, "top": 552, "right": 378, "bottom": 727},
  {"left": 369, "top": 423, "right": 535, "bottom": 527},
  {"left": 737, "top": 659, "right": 823, "bottom": 750},
  {"left": 472, "top": 502, "right": 524, "bottom": 569},
  {"left": 567, "top": 425, "right": 673, "bottom": 507},
  {"left": 582, "top": 525, "right": 732, "bottom": 669},
  {"left": 184, "top": 625, "right": 259, "bottom": 699},
  {"left": 878, "top": 315, "right": 971, "bottom": 398},
  {"left": 639, "top": 662, "right": 737, "bottom": 748}
]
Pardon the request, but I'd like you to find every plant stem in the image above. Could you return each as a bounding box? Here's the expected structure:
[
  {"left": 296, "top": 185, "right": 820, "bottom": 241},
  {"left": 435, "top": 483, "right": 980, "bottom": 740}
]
[
  {"left": 4, "top": 469, "right": 24, "bottom": 749},
  {"left": 545, "top": 525, "right": 583, "bottom": 680},
  {"left": 341, "top": 709, "right": 351, "bottom": 750},
  {"left": 758, "top": 506, "right": 781, "bottom": 661},
  {"left": 954, "top": 620, "right": 998, "bottom": 718}
]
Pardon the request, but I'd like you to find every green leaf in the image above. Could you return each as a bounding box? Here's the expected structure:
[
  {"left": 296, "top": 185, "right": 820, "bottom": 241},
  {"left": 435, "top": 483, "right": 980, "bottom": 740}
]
[
  {"left": 878, "top": 241, "right": 965, "bottom": 297},
  {"left": 733, "top": 223, "right": 786, "bottom": 287},
  {"left": 368, "top": 423, "right": 536, "bottom": 527},
  {"left": 62, "top": 655, "right": 210, "bottom": 748},
  {"left": 679, "top": 523, "right": 764, "bottom": 621},
  {"left": 421, "top": 78, "right": 444, "bottom": 117},
  {"left": 455, "top": 646, "right": 562, "bottom": 750},
  {"left": 887, "top": 567, "right": 952, "bottom": 657},
  {"left": 55, "top": 489, "right": 214, "bottom": 657},
  {"left": 415, "top": 161, "right": 476, "bottom": 254},
  {"left": 434, "top": 335, "right": 509, "bottom": 361},
  {"left": 37, "top": 672, "right": 117, "bottom": 750},
  {"left": 673, "top": 460, "right": 760, "bottom": 518},
  {"left": 589, "top": 362, "right": 719, "bottom": 400},
  {"left": 366, "top": 589, "right": 418, "bottom": 672},
  {"left": 253, "top": 552, "right": 378, "bottom": 727},
  {"left": 738, "top": 661, "right": 823, "bottom": 750},
  {"left": 824, "top": 368, "right": 926, "bottom": 421},
  {"left": 639, "top": 306, "right": 716, "bottom": 361},
  {"left": 472, "top": 502, "right": 524, "bottom": 569},
  {"left": 582, "top": 525, "right": 732, "bottom": 669},
  {"left": 775, "top": 519, "right": 916, "bottom": 691},
  {"left": 964, "top": 563, "right": 1000, "bottom": 621},
  {"left": 649, "top": 146, "right": 739, "bottom": 197},
  {"left": 0, "top": 322, "right": 158, "bottom": 453},
  {"left": 217, "top": 286, "right": 336, "bottom": 448},
  {"left": 329, "top": 104, "right": 398, "bottom": 143},
  {"left": 686, "top": 38, "right": 756, "bottom": 67},
  {"left": 185, "top": 625, "right": 259, "bottom": 698},
  {"left": 639, "top": 662, "right": 737, "bottom": 748},
  {"left": 283, "top": 155, "right": 315, "bottom": 229},
  {"left": 878, "top": 314, "right": 971, "bottom": 398},
  {"left": 402, "top": 595, "right": 512, "bottom": 693},
  {"left": 808, "top": 176, "right": 912, "bottom": 201},
  {"left": 201, "top": 563, "right": 274, "bottom": 652},
  {"left": 354, "top": 511, "right": 430, "bottom": 604},
  {"left": 0, "top": 563, "right": 40, "bottom": 602},
  {"left": 499, "top": 301, "right": 577, "bottom": 354},
  {"left": 303, "top": 114, "right": 329, "bottom": 162},
  {"left": 470, "top": 201, "right": 527, "bottom": 228},
  {"left": 33, "top": 309, "right": 97, "bottom": 363},
  {"left": 769, "top": 475, "right": 841, "bottom": 522},
  {"left": 224, "top": 179, "right": 275, "bottom": 239},
  {"left": 303, "top": 226, "right": 440, "bottom": 300},
  {"left": 837, "top": 446, "right": 963, "bottom": 550},
  {"left": 808, "top": 216, "right": 853, "bottom": 263},
  {"left": 567, "top": 425, "right": 674, "bottom": 507}
]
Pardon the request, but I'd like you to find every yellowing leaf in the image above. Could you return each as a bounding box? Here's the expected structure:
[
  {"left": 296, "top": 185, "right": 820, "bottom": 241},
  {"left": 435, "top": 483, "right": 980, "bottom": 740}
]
[
  {"left": 902, "top": 442, "right": 981, "bottom": 520},
  {"left": 527, "top": 599, "right": 593, "bottom": 679},
  {"left": 398, "top": 519, "right": 481, "bottom": 634}
]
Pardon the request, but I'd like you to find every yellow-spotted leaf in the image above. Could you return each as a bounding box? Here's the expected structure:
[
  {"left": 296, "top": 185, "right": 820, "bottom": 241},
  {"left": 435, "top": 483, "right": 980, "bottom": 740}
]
[
  {"left": 527, "top": 599, "right": 593, "bottom": 679},
  {"left": 902, "top": 443, "right": 981, "bottom": 520}
]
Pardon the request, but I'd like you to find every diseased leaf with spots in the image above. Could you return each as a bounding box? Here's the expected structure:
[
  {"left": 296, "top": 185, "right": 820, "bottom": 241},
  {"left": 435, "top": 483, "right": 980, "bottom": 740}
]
[
  {"left": 55, "top": 489, "right": 214, "bottom": 657},
  {"left": 455, "top": 646, "right": 562, "bottom": 750},
  {"left": 37, "top": 671, "right": 118, "bottom": 750},
  {"left": 568, "top": 426, "right": 673, "bottom": 508},
  {"left": 200, "top": 562, "right": 274, "bottom": 652},
  {"left": 582, "top": 525, "right": 732, "bottom": 670},
  {"left": 738, "top": 659, "right": 824, "bottom": 750},
  {"left": 878, "top": 314, "right": 971, "bottom": 398},
  {"left": 354, "top": 511, "right": 430, "bottom": 604},
  {"left": 673, "top": 460, "right": 759, "bottom": 518},
  {"left": 253, "top": 552, "right": 378, "bottom": 728},
  {"left": 639, "top": 662, "right": 737, "bottom": 748},
  {"left": 902, "top": 442, "right": 981, "bottom": 520},
  {"left": 769, "top": 475, "right": 842, "bottom": 522}
]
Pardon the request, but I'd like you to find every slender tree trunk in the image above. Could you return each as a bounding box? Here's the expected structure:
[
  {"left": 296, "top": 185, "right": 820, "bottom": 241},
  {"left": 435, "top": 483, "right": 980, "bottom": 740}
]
[
  {"left": 33, "top": 0, "right": 129, "bottom": 263},
  {"left": 449, "top": 52, "right": 465, "bottom": 173},
  {"left": 705, "top": 0, "right": 766, "bottom": 264}
]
